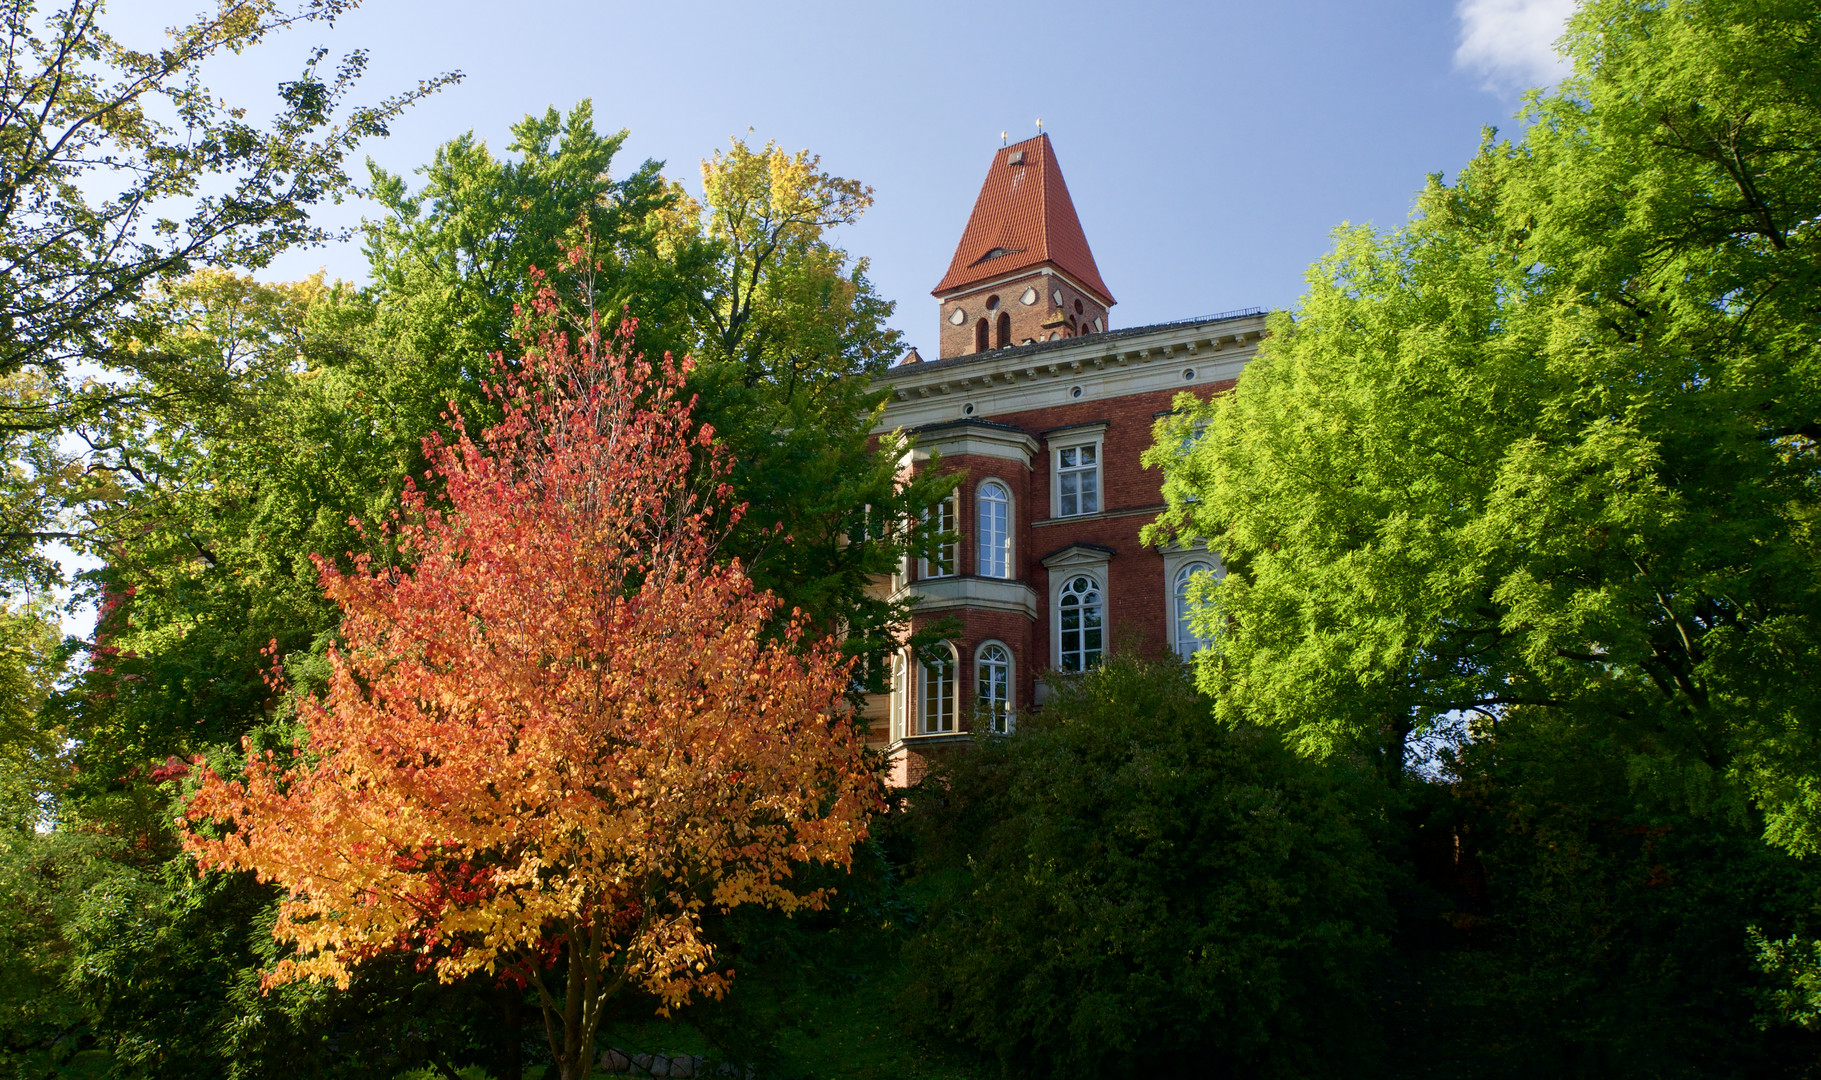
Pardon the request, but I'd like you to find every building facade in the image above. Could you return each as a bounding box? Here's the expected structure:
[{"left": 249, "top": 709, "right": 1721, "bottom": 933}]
[{"left": 866, "top": 134, "right": 1266, "bottom": 782}]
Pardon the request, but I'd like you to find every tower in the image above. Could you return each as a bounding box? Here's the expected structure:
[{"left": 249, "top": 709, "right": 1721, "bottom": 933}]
[{"left": 931, "top": 134, "right": 1115, "bottom": 359}]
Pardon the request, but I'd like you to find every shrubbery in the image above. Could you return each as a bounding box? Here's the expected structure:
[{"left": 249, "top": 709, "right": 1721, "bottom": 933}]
[{"left": 896, "top": 658, "right": 1391, "bottom": 1079}]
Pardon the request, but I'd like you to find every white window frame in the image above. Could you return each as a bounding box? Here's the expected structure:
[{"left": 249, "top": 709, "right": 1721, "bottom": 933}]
[
  {"left": 889, "top": 652, "right": 906, "bottom": 743},
  {"left": 921, "top": 491, "right": 958, "bottom": 579},
  {"left": 1055, "top": 572, "right": 1106, "bottom": 673},
  {"left": 1048, "top": 425, "right": 1107, "bottom": 519},
  {"left": 1171, "top": 560, "right": 1221, "bottom": 658},
  {"left": 919, "top": 643, "right": 959, "bottom": 734},
  {"left": 974, "top": 640, "right": 1014, "bottom": 734},
  {"left": 976, "top": 478, "right": 1012, "bottom": 578},
  {"left": 1043, "top": 545, "right": 1113, "bottom": 673},
  {"left": 1161, "top": 544, "right": 1225, "bottom": 660}
]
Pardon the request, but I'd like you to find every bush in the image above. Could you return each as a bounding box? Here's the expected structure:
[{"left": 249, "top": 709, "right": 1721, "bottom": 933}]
[{"left": 897, "top": 657, "right": 1391, "bottom": 1079}]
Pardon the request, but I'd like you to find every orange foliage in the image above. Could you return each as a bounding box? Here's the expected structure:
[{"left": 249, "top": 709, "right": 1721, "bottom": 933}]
[{"left": 182, "top": 284, "right": 879, "bottom": 1075}]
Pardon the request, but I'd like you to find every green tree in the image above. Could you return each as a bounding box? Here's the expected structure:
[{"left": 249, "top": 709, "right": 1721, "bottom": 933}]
[
  {"left": 1144, "top": 0, "right": 1821, "bottom": 1063},
  {"left": 686, "top": 137, "right": 949, "bottom": 674},
  {"left": 1387, "top": 709, "right": 1821, "bottom": 1079},
  {"left": 899, "top": 659, "right": 1389, "bottom": 1079},
  {"left": 1147, "top": 0, "right": 1821, "bottom": 832},
  {"left": 0, "top": 0, "right": 455, "bottom": 598}
]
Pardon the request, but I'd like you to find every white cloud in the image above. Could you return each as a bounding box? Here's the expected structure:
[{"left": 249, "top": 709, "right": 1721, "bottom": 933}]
[{"left": 1454, "top": 0, "right": 1577, "bottom": 92}]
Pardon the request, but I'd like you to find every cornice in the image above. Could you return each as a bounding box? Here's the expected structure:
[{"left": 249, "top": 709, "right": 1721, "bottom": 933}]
[
  {"left": 874, "top": 314, "right": 1267, "bottom": 434},
  {"left": 907, "top": 420, "right": 1041, "bottom": 467}
]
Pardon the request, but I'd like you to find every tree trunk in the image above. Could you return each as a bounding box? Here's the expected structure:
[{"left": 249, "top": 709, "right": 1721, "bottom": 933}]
[{"left": 494, "top": 985, "right": 524, "bottom": 1080}]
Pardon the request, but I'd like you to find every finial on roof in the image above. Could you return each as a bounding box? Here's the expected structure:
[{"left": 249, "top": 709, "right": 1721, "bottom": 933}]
[
  {"left": 1000, "top": 130, "right": 1007, "bottom": 146},
  {"left": 1036, "top": 118, "right": 1043, "bottom": 134},
  {"left": 899, "top": 346, "right": 924, "bottom": 366}
]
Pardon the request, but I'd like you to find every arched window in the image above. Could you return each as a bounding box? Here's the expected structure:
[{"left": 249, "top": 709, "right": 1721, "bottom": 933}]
[
  {"left": 976, "top": 642, "right": 1012, "bottom": 734},
  {"left": 1058, "top": 575, "right": 1104, "bottom": 672},
  {"left": 1173, "top": 561, "right": 1218, "bottom": 658},
  {"left": 975, "top": 318, "right": 990, "bottom": 352},
  {"left": 976, "top": 481, "right": 1010, "bottom": 578},
  {"left": 921, "top": 645, "right": 957, "bottom": 733},
  {"left": 996, "top": 311, "right": 1011, "bottom": 348}
]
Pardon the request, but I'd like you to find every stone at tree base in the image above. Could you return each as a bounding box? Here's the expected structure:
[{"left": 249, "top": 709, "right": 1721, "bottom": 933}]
[{"left": 601, "top": 1048, "right": 631, "bottom": 1073}]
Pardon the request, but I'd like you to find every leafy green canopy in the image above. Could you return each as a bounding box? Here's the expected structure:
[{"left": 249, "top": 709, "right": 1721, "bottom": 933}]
[
  {"left": 899, "top": 659, "right": 1389, "bottom": 1080},
  {"left": 1386, "top": 706, "right": 1821, "bottom": 1080},
  {"left": 1148, "top": 0, "right": 1821, "bottom": 850},
  {"left": 0, "top": 0, "right": 456, "bottom": 596}
]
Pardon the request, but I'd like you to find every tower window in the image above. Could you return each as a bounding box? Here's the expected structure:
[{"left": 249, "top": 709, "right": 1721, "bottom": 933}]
[
  {"left": 1074, "top": 299, "right": 1084, "bottom": 314},
  {"left": 985, "top": 294, "right": 1000, "bottom": 310},
  {"left": 975, "top": 318, "right": 990, "bottom": 352},
  {"left": 996, "top": 311, "right": 1011, "bottom": 348}
]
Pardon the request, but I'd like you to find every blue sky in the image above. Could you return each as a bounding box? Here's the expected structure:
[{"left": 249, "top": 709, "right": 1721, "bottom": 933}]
[{"left": 114, "top": 0, "right": 1576, "bottom": 354}]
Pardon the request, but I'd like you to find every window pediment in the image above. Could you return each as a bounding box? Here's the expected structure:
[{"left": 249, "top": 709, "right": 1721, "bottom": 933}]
[{"left": 1041, "top": 543, "right": 1114, "bottom": 570}]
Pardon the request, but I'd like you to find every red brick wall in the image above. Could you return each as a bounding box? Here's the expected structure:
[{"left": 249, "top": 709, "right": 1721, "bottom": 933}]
[
  {"left": 935, "top": 270, "right": 1111, "bottom": 359},
  {"left": 896, "top": 376, "right": 1237, "bottom": 730}
]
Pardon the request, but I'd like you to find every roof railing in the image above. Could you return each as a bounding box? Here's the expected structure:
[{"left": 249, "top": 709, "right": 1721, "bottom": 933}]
[{"left": 1153, "top": 306, "right": 1270, "bottom": 326}]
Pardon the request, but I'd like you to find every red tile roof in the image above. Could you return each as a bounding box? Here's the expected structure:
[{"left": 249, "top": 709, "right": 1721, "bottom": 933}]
[{"left": 931, "top": 134, "right": 1115, "bottom": 306}]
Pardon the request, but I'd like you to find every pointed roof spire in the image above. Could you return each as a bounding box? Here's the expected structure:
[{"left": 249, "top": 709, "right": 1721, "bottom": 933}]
[{"left": 932, "top": 133, "right": 1114, "bottom": 306}]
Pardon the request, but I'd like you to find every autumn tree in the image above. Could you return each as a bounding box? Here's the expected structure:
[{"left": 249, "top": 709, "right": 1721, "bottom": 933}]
[
  {"left": 182, "top": 279, "right": 880, "bottom": 1080},
  {"left": 353, "top": 117, "right": 950, "bottom": 680}
]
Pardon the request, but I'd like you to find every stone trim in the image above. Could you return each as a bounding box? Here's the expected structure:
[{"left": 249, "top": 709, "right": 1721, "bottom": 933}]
[{"left": 893, "top": 574, "right": 1039, "bottom": 619}]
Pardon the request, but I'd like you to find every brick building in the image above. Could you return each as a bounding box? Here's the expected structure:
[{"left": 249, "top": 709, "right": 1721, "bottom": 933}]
[{"left": 867, "top": 133, "right": 1267, "bottom": 781}]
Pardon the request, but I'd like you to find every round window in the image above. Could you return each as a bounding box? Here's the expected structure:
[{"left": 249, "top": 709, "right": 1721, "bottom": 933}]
[
  {"left": 962, "top": 402, "right": 977, "bottom": 416},
  {"left": 1074, "top": 299, "right": 1083, "bottom": 314},
  {"left": 1183, "top": 368, "right": 1197, "bottom": 381},
  {"left": 1069, "top": 385, "right": 1084, "bottom": 399},
  {"left": 985, "top": 295, "right": 1000, "bottom": 311}
]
